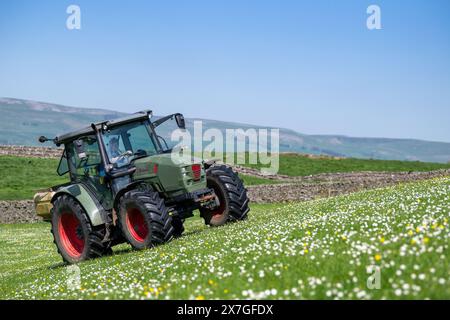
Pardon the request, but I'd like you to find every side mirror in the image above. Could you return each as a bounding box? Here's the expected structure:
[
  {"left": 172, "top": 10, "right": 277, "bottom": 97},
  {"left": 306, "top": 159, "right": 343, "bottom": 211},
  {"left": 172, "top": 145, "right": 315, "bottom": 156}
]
[
  {"left": 38, "top": 135, "right": 58, "bottom": 145},
  {"left": 74, "top": 139, "right": 87, "bottom": 160},
  {"left": 175, "top": 113, "right": 186, "bottom": 129}
]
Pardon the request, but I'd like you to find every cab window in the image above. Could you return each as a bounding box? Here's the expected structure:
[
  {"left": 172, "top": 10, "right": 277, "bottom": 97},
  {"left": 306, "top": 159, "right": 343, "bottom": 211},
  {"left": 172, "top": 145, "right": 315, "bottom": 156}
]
[
  {"left": 57, "top": 150, "right": 69, "bottom": 176},
  {"left": 102, "top": 121, "right": 158, "bottom": 162},
  {"left": 66, "top": 136, "right": 102, "bottom": 178}
]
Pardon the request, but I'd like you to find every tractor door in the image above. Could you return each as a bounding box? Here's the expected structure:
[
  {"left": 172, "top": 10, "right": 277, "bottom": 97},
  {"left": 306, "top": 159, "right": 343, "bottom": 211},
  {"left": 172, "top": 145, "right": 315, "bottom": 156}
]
[{"left": 65, "top": 135, "right": 113, "bottom": 210}]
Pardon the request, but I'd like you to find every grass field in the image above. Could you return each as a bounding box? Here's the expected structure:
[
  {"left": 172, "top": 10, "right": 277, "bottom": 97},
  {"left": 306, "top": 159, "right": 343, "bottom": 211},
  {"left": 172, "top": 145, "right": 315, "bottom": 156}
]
[
  {"left": 244, "top": 153, "right": 450, "bottom": 177},
  {"left": 1, "top": 177, "right": 448, "bottom": 299},
  {"left": 0, "top": 156, "right": 67, "bottom": 200},
  {"left": 1, "top": 154, "right": 450, "bottom": 200}
]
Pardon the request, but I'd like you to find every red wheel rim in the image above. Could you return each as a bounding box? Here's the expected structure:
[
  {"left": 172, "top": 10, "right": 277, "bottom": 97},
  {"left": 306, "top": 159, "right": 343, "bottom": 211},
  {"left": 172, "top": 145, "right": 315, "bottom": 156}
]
[
  {"left": 126, "top": 208, "right": 149, "bottom": 242},
  {"left": 212, "top": 195, "right": 226, "bottom": 217},
  {"left": 58, "top": 212, "right": 85, "bottom": 258},
  {"left": 210, "top": 182, "right": 226, "bottom": 217}
]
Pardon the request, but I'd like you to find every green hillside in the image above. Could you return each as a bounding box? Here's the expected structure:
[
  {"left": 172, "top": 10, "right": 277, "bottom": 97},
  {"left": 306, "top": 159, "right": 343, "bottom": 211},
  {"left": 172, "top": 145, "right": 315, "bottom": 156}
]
[
  {"left": 2, "top": 97, "right": 450, "bottom": 163},
  {"left": 0, "top": 98, "right": 124, "bottom": 146},
  {"left": 1, "top": 178, "right": 449, "bottom": 299}
]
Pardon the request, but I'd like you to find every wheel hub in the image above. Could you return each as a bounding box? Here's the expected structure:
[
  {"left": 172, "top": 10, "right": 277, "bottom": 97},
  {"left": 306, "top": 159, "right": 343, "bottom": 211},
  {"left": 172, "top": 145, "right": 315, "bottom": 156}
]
[{"left": 125, "top": 207, "right": 149, "bottom": 243}]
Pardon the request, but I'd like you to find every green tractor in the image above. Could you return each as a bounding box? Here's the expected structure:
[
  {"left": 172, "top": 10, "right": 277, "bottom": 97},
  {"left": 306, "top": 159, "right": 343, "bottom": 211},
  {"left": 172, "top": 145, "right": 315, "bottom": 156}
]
[{"left": 34, "top": 110, "right": 249, "bottom": 263}]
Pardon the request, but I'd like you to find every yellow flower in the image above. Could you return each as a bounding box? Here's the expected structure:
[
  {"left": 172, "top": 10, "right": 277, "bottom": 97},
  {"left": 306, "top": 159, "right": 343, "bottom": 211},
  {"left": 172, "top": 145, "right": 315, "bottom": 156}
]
[
  {"left": 423, "top": 237, "right": 430, "bottom": 244},
  {"left": 341, "top": 235, "right": 347, "bottom": 241},
  {"left": 306, "top": 230, "right": 311, "bottom": 236},
  {"left": 374, "top": 254, "right": 382, "bottom": 261},
  {"left": 411, "top": 239, "right": 416, "bottom": 245},
  {"left": 416, "top": 226, "right": 421, "bottom": 233},
  {"left": 224, "top": 289, "right": 229, "bottom": 294},
  {"left": 408, "top": 230, "right": 414, "bottom": 236},
  {"left": 195, "top": 295, "right": 205, "bottom": 300},
  {"left": 379, "top": 237, "right": 385, "bottom": 243},
  {"left": 304, "top": 249, "right": 309, "bottom": 254},
  {"left": 208, "top": 279, "right": 214, "bottom": 285}
]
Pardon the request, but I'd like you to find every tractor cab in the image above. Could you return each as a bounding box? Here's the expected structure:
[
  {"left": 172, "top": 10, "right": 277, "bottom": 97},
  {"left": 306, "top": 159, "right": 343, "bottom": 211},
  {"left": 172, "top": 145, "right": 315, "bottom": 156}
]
[{"left": 55, "top": 111, "right": 190, "bottom": 201}]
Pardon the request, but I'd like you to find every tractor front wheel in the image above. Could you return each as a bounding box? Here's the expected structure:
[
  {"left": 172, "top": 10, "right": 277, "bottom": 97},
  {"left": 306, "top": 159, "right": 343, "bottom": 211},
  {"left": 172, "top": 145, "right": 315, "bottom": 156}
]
[
  {"left": 51, "top": 195, "right": 109, "bottom": 264},
  {"left": 200, "top": 164, "right": 250, "bottom": 226},
  {"left": 118, "top": 190, "right": 174, "bottom": 250}
]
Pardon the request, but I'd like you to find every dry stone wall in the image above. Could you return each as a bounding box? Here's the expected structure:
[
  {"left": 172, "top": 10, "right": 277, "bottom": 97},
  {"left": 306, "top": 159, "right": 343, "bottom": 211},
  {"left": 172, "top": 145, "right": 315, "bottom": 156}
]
[{"left": 0, "top": 145, "right": 62, "bottom": 158}]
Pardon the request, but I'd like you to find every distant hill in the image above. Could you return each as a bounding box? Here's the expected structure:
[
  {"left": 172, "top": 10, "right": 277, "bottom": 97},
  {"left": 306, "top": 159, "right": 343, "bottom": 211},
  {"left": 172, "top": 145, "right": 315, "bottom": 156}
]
[{"left": 1, "top": 97, "right": 450, "bottom": 163}]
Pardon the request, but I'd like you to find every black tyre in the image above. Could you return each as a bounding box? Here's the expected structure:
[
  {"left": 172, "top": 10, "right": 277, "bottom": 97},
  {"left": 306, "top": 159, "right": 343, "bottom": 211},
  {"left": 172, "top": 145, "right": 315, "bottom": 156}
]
[
  {"left": 200, "top": 164, "right": 250, "bottom": 226},
  {"left": 51, "top": 194, "right": 109, "bottom": 264},
  {"left": 118, "top": 189, "right": 174, "bottom": 250}
]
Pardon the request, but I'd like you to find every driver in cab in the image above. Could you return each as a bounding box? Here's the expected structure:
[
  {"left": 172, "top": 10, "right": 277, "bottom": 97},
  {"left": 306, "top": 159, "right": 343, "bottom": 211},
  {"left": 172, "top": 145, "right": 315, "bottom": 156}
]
[{"left": 108, "top": 137, "right": 128, "bottom": 166}]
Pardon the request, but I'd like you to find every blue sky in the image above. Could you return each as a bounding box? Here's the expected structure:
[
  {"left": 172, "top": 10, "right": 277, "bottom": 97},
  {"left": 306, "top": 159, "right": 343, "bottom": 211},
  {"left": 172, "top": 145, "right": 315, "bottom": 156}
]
[{"left": 0, "top": 0, "right": 449, "bottom": 142}]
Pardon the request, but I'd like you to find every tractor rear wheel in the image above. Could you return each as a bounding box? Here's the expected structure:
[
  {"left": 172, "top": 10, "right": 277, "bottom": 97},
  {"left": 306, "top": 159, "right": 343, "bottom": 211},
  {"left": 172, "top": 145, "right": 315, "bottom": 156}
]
[
  {"left": 118, "top": 190, "right": 174, "bottom": 250},
  {"left": 51, "top": 195, "right": 109, "bottom": 264},
  {"left": 200, "top": 164, "right": 250, "bottom": 226}
]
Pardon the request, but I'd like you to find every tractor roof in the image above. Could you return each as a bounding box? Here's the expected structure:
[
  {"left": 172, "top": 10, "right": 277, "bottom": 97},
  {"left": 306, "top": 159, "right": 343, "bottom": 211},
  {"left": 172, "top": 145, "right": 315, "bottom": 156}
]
[{"left": 55, "top": 110, "right": 152, "bottom": 145}]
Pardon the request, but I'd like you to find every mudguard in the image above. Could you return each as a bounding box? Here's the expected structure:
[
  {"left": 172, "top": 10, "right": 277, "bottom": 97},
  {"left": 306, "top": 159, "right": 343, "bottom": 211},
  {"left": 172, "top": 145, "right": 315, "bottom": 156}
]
[
  {"left": 51, "top": 183, "right": 107, "bottom": 226},
  {"left": 112, "top": 181, "right": 148, "bottom": 210}
]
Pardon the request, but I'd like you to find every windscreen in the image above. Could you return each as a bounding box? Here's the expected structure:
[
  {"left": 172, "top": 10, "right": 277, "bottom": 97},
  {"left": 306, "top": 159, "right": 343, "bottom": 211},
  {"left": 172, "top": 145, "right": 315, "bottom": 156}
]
[
  {"left": 153, "top": 116, "right": 182, "bottom": 151},
  {"left": 102, "top": 121, "right": 159, "bottom": 163}
]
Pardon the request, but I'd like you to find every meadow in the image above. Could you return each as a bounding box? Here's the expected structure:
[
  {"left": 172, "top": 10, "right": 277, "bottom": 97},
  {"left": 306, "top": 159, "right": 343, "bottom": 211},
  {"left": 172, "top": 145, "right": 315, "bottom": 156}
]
[
  {"left": 1, "top": 178, "right": 448, "bottom": 299},
  {"left": 244, "top": 153, "right": 450, "bottom": 177},
  {"left": 0, "top": 156, "right": 66, "bottom": 200}
]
